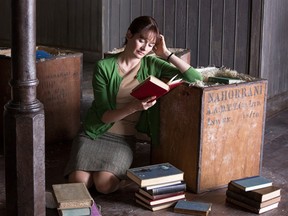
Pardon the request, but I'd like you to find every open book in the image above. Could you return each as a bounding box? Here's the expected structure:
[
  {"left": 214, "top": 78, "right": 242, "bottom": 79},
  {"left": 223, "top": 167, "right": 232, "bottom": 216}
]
[{"left": 130, "top": 75, "right": 182, "bottom": 100}]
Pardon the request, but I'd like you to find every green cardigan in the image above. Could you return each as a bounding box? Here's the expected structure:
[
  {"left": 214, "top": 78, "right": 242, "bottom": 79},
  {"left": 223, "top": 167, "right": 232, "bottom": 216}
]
[{"left": 83, "top": 53, "right": 202, "bottom": 145}]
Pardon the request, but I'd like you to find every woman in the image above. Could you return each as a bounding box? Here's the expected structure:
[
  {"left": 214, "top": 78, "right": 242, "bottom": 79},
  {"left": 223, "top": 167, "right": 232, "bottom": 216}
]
[{"left": 64, "top": 16, "right": 202, "bottom": 194}]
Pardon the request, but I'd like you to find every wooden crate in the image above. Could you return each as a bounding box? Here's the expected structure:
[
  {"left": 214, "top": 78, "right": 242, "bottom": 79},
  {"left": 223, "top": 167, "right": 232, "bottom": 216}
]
[
  {"left": 151, "top": 80, "right": 268, "bottom": 193},
  {"left": 0, "top": 46, "right": 82, "bottom": 150}
]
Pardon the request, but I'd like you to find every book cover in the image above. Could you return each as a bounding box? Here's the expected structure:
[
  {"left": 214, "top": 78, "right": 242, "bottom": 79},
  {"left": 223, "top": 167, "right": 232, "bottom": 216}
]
[
  {"left": 58, "top": 207, "right": 91, "bottom": 216},
  {"left": 135, "top": 199, "right": 177, "bottom": 211},
  {"left": 52, "top": 183, "right": 94, "bottom": 209},
  {"left": 226, "top": 197, "right": 279, "bottom": 214},
  {"left": 135, "top": 192, "right": 185, "bottom": 206},
  {"left": 174, "top": 200, "right": 212, "bottom": 216},
  {"left": 208, "top": 76, "right": 243, "bottom": 84},
  {"left": 138, "top": 188, "right": 185, "bottom": 200},
  {"left": 143, "top": 180, "right": 182, "bottom": 190},
  {"left": 228, "top": 183, "right": 281, "bottom": 202},
  {"left": 226, "top": 190, "right": 281, "bottom": 209},
  {"left": 130, "top": 75, "right": 182, "bottom": 100},
  {"left": 126, "top": 163, "right": 184, "bottom": 187},
  {"left": 230, "top": 176, "right": 273, "bottom": 192},
  {"left": 143, "top": 181, "right": 186, "bottom": 196}
]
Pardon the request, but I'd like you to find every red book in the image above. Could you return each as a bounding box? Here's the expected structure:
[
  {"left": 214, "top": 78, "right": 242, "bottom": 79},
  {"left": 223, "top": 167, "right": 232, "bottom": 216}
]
[{"left": 130, "top": 75, "right": 183, "bottom": 100}]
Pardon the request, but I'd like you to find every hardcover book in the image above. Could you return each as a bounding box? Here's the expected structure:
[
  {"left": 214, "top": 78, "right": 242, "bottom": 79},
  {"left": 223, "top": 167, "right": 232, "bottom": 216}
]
[
  {"left": 144, "top": 180, "right": 182, "bottom": 190},
  {"left": 58, "top": 202, "right": 101, "bottom": 216},
  {"left": 228, "top": 183, "right": 281, "bottom": 202},
  {"left": 142, "top": 181, "right": 186, "bottom": 196},
  {"left": 58, "top": 207, "right": 91, "bottom": 216},
  {"left": 226, "top": 190, "right": 281, "bottom": 209},
  {"left": 136, "top": 199, "right": 177, "bottom": 211},
  {"left": 130, "top": 75, "right": 183, "bottom": 100},
  {"left": 226, "top": 197, "right": 279, "bottom": 214},
  {"left": 174, "top": 200, "right": 212, "bottom": 216},
  {"left": 138, "top": 188, "right": 185, "bottom": 200},
  {"left": 230, "top": 176, "right": 273, "bottom": 192},
  {"left": 126, "top": 163, "right": 184, "bottom": 187},
  {"left": 135, "top": 191, "right": 185, "bottom": 206},
  {"left": 208, "top": 76, "right": 243, "bottom": 84},
  {"left": 52, "top": 183, "right": 94, "bottom": 209}
]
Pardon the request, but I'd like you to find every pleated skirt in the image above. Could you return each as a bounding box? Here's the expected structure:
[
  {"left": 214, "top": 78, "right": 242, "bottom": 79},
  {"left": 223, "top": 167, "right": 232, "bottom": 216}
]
[{"left": 64, "top": 132, "right": 135, "bottom": 180}]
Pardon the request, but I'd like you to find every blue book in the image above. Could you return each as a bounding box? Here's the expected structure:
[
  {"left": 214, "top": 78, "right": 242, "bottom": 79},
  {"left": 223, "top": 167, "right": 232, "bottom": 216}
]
[
  {"left": 230, "top": 176, "right": 273, "bottom": 191},
  {"left": 174, "top": 200, "right": 212, "bottom": 215},
  {"left": 58, "top": 202, "right": 101, "bottom": 216},
  {"left": 127, "top": 163, "right": 184, "bottom": 187},
  {"left": 58, "top": 207, "right": 91, "bottom": 216}
]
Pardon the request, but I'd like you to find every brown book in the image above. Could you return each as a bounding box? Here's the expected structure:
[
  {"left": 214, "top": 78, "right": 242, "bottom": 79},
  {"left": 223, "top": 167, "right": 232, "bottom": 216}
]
[
  {"left": 228, "top": 182, "right": 281, "bottom": 202},
  {"left": 135, "top": 199, "right": 177, "bottom": 211},
  {"left": 226, "top": 197, "right": 279, "bottom": 214},
  {"left": 138, "top": 187, "right": 185, "bottom": 200},
  {"left": 226, "top": 190, "right": 281, "bottom": 208},
  {"left": 135, "top": 192, "right": 185, "bottom": 206},
  {"left": 52, "top": 183, "right": 94, "bottom": 209}
]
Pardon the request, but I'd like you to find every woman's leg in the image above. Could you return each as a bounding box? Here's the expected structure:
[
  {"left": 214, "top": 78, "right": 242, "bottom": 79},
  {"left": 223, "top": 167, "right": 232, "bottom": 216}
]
[
  {"left": 92, "top": 171, "right": 121, "bottom": 194},
  {"left": 68, "top": 170, "right": 94, "bottom": 188}
]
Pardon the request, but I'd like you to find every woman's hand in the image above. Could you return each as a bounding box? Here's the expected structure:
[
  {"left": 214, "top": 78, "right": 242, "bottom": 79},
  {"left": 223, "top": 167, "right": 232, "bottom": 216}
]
[
  {"left": 153, "top": 34, "right": 171, "bottom": 59},
  {"left": 129, "top": 96, "right": 157, "bottom": 111},
  {"left": 101, "top": 96, "right": 157, "bottom": 124}
]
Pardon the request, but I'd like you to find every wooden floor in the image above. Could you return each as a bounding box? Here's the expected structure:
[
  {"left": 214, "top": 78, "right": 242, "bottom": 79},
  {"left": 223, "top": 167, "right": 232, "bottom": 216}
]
[{"left": 0, "top": 63, "right": 288, "bottom": 216}]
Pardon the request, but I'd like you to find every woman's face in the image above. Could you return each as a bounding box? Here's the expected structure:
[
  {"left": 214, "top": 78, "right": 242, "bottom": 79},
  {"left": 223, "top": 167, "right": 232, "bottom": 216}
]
[{"left": 126, "top": 30, "right": 156, "bottom": 59}]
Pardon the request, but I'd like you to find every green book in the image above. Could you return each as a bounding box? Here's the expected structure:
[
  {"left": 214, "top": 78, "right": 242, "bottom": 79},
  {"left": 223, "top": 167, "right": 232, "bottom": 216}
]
[
  {"left": 174, "top": 200, "right": 212, "bottom": 216},
  {"left": 208, "top": 76, "right": 243, "bottom": 84},
  {"left": 230, "top": 176, "right": 273, "bottom": 192},
  {"left": 126, "top": 163, "right": 184, "bottom": 187}
]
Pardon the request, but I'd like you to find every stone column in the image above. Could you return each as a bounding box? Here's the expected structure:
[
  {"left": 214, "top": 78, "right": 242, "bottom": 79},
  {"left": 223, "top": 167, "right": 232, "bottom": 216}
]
[{"left": 4, "top": 0, "right": 46, "bottom": 215}]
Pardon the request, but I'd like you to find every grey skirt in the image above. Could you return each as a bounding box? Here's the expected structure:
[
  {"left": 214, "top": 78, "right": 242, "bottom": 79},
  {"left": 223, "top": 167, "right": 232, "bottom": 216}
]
[{"left": 64, "top": 132, "right": 136, "bottom": 180}]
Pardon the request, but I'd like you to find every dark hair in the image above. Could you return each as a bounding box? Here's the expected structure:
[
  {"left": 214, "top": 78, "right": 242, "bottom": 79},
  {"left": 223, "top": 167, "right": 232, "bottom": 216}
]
[{"left": 124, "top": 16, "right": 160, "bottom": 45}]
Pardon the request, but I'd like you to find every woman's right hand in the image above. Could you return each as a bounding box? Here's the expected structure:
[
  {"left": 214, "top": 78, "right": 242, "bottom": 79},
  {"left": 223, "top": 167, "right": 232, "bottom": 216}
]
[
  {"left": 130, "top": 96, "right": 157, "bottom": 112},
  {"left": 101, "top": 96, "right": 157, "bottom": 124}
]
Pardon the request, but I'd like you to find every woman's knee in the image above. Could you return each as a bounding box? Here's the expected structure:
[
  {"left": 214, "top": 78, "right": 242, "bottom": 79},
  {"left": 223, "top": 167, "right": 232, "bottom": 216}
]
[
  {"left": 93, "top": 171, "right": 120, "bottom": 194},
  {"left": 68, "top": 170, "right": 93, "bottom": 188}
]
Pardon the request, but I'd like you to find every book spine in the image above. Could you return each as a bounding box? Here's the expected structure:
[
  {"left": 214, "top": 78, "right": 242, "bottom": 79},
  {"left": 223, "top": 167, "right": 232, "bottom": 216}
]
[
  {"left": 226, "top": 190, "right": 261, "bottom": 208},
  {"left": 228, "top": 183, "right": 262, "bottom": 202},
  {"left": 208, "top": 77, "right": 229, "bottom": 84},
  {"left": 148, "top": 183, "right": 186, "bottom": 195}
]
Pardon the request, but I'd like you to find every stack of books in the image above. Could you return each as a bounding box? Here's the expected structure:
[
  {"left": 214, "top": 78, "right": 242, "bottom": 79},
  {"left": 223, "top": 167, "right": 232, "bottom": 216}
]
[
  {"left": 52, "top": 183, "right": 101, "bottom": 216},
  {"left": 127, "top": 163, "right": 186, "bottom": 211},
  {"left": 226, "top": 176, "right": 281, "bottom": 214}
]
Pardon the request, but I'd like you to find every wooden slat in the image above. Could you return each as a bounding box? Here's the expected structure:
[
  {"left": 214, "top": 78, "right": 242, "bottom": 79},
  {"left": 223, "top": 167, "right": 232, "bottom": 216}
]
[
  {"left": 91, "top": 0, "right": 102, "bottom": 52},
  {"left": 175, "top": 0, "right": 187, "bottom": 48},
  {"left": 222, "top": 0, "right": 236, "bottom": 69},
  {"left": 109, "top": 0, "right": 121, "bottom": 50},
  {"left": 187, "top": 0, "right": 199, "bottom": 67},
  {"left": 234, "top": 0, "right": 250, "bottom": 74},
  {"left": 198, "top": 0, "right": 211, "bottom": 67},
  {"left": 164, "top": 0, "right": 176, "bottom": 47},
  {"left": 210, "top": 0, "right": 224, "bottom": 67},
  {"left": 261, "top": 0, "right": 288, "bottom": 98}
]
